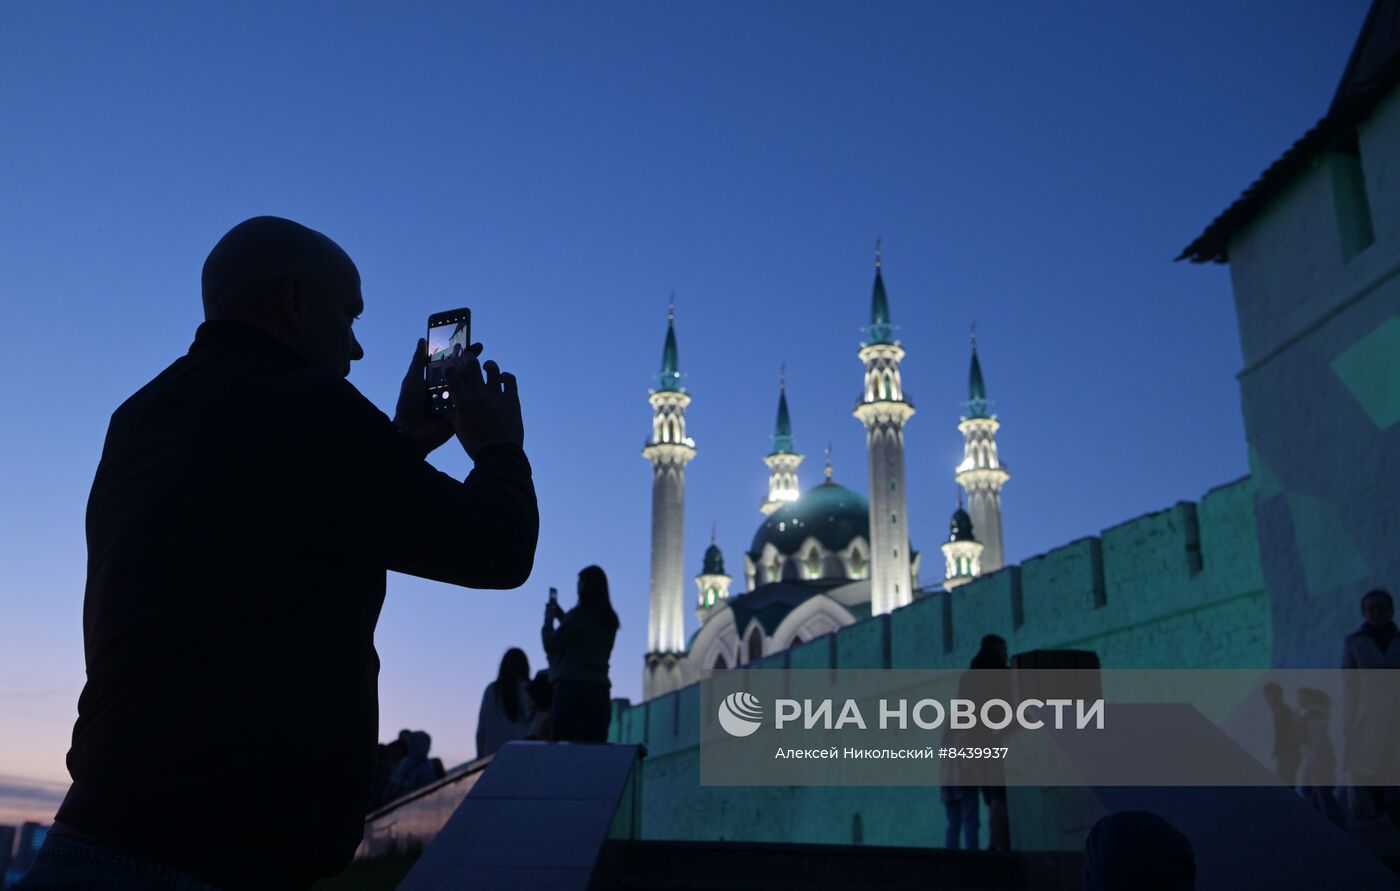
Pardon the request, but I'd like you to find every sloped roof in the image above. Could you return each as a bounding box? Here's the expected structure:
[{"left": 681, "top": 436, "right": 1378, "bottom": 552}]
[{"left": 1180, "top": 0, "right": 1400, "bottom": 263}]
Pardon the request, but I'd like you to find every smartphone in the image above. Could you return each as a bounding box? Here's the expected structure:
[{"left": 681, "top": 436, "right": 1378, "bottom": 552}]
[
  {"left": 425, "top": 308, "right": 471, "bottom": 415},
  {"left": 548, "top": 587, "right": 558, "bottom": 604}
]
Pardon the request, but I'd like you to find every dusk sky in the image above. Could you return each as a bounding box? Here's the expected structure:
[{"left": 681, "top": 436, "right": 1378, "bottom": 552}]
[{"left": 0, "top": 1, "right": 1370, "bottom": 824}]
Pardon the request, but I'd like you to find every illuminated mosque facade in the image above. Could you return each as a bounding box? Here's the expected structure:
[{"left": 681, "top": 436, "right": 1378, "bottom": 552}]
[{"left": 642, "top": 250, "right": 1011, "bottom": 699}]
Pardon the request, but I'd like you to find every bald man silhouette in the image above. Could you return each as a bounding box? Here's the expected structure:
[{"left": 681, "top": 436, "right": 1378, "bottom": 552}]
[{"left": 32, "top": 217, "right": 538, "bottom": 890}]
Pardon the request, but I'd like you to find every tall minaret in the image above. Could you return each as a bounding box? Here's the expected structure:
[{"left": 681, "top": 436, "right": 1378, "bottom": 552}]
[
  {"left": 760, "top": 367, "right": 803, "bottom": 515},
  {"left": 853, "top": 243, "right": 915, "bottom": 616},
  {"left": 955, "top": 328, "right": 1009, "bottom": 573},
  {"left": 642, "top": 299, "right": 695, "bottom": 700}
]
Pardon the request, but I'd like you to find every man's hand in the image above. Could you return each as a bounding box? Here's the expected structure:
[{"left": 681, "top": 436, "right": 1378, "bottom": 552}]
[
  {"left": 444, "top": 352, "right": 525, "bottom": 461},
  {"left": 395, "top": 339, "right": 482, "bottom": 457}
]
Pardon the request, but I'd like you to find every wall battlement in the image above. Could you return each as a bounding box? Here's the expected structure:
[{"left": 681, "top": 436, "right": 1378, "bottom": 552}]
[{"left": 615, "top": 475, "right": 1270, "bottom": 758}]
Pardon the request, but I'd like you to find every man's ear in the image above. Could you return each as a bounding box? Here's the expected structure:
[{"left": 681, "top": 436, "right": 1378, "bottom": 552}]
[{"left": 279, "top": 276, "right": 310, "bottom": 331}]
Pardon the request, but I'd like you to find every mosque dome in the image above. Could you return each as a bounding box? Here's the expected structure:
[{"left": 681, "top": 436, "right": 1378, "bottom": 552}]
[{"left": 750, "top": 480, "right": 871, "bottom": 556}]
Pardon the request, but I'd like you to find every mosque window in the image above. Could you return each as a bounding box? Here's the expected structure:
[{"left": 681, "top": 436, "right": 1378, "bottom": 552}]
[{"left": 748, "top": 629, "right": 763, "bottom": 663}]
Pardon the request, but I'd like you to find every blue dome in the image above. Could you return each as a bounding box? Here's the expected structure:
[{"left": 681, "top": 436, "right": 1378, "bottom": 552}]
[{"left": 750, "top": 481, "right": 870, "bottom": 556}]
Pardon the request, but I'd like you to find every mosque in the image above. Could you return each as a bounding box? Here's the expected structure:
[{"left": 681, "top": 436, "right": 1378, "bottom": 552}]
[{"left": 641, "top": 249, "right": 1011, "bottom": 699}]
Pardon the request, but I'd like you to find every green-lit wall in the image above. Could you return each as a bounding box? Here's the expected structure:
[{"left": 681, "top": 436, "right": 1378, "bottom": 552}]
[{"left": 609, "top": 476, "right": 1269, "bottom": 850}]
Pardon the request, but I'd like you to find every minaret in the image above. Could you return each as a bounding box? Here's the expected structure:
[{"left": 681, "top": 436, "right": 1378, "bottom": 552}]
[
  {"left": 642, "top": 298, "right": 694, "bottom": 699},
  {"left": 955, "top": 328, "right": 1009, "bottom": 573},
  {"left": 852, "top": 243, "right": 915, "bottom": 616},
  {"left": 942, "top": 496, "right": 984, "bottom": 590},
  {"left": 760, "top": 367, "right": 803, "bottom": 515},
  {"left": 695, "top": 527, "right": 732, "bottom": 624}
]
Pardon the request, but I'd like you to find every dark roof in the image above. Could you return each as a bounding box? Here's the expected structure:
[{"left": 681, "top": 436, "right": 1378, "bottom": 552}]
[
  {"left": 770, "top": 385, "right": 795, "bottom": 455},
  {"left": 728, "top": 579, "right": 854, "bottom": 635},
  {"left": 1180, "top": 0, "right": 1400, "bottom": 263},
  {"left": 702, "top": 541, "right": 725, "bottom": 576},
  {"left": 749, "top": 480, "right": 870, "bottom": 557}
]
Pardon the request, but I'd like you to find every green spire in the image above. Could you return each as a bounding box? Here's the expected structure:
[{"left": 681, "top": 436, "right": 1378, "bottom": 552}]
[
  {"left": 771, "top": 366, "right": 795, "bottom": 455},
  {"left": 966, "top": 325, "right": 989, "bottom": 419},
  {"left": 657, "top": 295, "right": 682, "bottom": 392},
  {"left": 867, "top": 240, "right": 893, "bottom": 344},
  {"left": 702, "top": 526, "right": 725, "bottom": 575}
]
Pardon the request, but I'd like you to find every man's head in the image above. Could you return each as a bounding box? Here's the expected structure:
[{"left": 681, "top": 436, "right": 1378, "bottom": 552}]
[
  {"left": 202, "top": 216, "right": 365, "bottom": 376},
  {"left": 1261, "top": 682, "right": 1283, "bottom": 706},
  {"left": 1362, "top": 589, "right": 1394, "bottom": 627}
]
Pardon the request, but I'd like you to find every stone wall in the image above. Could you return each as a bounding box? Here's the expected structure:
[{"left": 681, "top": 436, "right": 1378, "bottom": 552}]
[{"left": 610, "top": 476, "right": 1269, "bottom": 849}]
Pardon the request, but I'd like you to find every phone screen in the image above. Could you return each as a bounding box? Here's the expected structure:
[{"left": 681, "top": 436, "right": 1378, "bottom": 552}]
[{"left": 426, "top": 308, "right": 471, "bottom": 414}]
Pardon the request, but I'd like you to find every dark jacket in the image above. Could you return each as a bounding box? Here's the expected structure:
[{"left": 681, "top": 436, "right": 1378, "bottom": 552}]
[
  {"left": 542, "top": 608, "right": 615, "bottom": 687},
  {"left": 57, "top": 321, "right": 538, "bottom": 890}
]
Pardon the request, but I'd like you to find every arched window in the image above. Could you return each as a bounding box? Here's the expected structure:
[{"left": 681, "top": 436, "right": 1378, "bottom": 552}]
[
  {"left": 791, "top": 633, "right": 805, "bottom": 647},
  {"left": 748, "top": 628, "right": 763, "bottom": 663},
  {"left": 713, "top": 652, "right": 728, "bottom": 670}
]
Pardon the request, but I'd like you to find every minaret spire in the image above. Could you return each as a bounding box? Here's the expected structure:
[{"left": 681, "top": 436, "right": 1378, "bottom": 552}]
[
  {"left": 644, "top": 298, "right": 695, "bottom": 699},
  {"left": 868, "top": 240, "right": 893, "bottom": 345},
  {"left": 657, "top": 294, "right": 682, "bottom": 392},
  {"left": 956, "top": 329, "right": 1009, "bottom": 573},
  {"left": 855, "top": 247, "right": 916, "bottom": 615},
  {"left": 760, "top": 366, "right": 803, "bottom": 514}
]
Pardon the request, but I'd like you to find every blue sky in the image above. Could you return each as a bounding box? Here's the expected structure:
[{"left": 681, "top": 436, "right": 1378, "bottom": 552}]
[{"left": 0, "top": 1, "right": 1370, "bottom": 820}]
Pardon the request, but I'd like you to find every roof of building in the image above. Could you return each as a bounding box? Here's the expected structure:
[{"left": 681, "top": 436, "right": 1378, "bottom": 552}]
[
  {"left": 868, "top": 263, "right": 894, "bottom": 345},
  {"left": 967, "top": 345, "right": 989, "bottom": 419},
  {"left": 771, "top": 384, "right": 795, "bottom": 455},
  {"left": 656, "top": 310, "right": 683, "bottom": 392},
  {"left": 702, "top": 539, "right": 725, "bottom": 576},
  {"left": 949, "top": 505, "right": 976, "bottom": 542},
  {"left": 1180, "top": 0, "right": 1400, "bottom": 263},
  {"left": 727, "top": 579, "right": 868, "bottom": 636},
  {"left": 749, "top": 480, "right": 871, "bottom": 557}
]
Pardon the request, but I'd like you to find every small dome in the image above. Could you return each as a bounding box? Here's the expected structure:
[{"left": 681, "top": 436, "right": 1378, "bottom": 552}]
[
  {"left": 750, "top": 481, "right": 870, "bottom": 557},
  {"left": 702, "top": 541, "right": 726, "bottom": 576},
  {"left": 949, "top": 507, "right": 976, "bottom": 543}
]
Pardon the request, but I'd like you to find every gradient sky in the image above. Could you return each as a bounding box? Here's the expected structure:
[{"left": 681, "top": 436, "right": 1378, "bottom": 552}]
[{"left": 0, "top": 1, "right": 1371, "bottom": 824}]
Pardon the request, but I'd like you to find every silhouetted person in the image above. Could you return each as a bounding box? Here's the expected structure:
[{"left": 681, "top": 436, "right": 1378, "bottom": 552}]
[
  {"left": 1342, "top": 588, "right": 1400, "bottom": 828},
  {"left": 525, "top": 669, "right": 555, "bottom": 740},
  {"left": 961, "top": 633, "right": 1011, "bottom": 851},
  {"left": 381, "top": 730, "right": 438, "bottom": 802},
  {"left": 476, "top": 647, "right": 534, "bottom": 758},
  {"left": 24, "top": 217, "right": 538, "bottom": 891},
  {"left": 1261, "top": 682, "right": 1300, "bottom": 787},
  {"left": 543, "top": 566, "right": 618, "bottom": 742},
  {"left": 1297, "top": 687, "right": 1345, "bottom": 827},
  {"left": 1083, "top": 810, "right": 1195, "bottom": 891},
  {"left": 938, "top": 727, "right": 979, "bottom": 850}
]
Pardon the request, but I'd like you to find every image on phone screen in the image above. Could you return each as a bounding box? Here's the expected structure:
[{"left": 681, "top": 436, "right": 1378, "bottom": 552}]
[{"left": 426, "top": 309, "right": 470, "bottom": 414}]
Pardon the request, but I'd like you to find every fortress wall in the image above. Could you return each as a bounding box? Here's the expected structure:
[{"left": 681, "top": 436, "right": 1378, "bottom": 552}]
[{"left": 611, "top": 476, "right": 1269, "bottom": 846}]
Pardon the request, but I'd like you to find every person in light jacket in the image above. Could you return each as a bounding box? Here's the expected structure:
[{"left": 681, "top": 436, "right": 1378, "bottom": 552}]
[
  {"left": 1342, "top": 588, "right": 1400, "bottom": 826},
  {"left": 476, "top": 647, "right": 534, "bottom": 759},
  {"left": 542, "top": 566, "right": 618, "bottom": 742}
]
